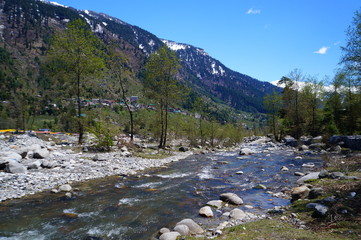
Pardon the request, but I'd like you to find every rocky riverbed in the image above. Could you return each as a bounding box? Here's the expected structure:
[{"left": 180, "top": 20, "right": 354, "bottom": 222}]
[{"left": 0, "top": 133, "right": 192, "bottom": 202}]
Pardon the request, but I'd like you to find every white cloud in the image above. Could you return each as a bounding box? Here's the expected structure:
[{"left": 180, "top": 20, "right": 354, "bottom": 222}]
[
  {"left": 313, "top": 46, "right": 329, "bottom": 54},
  {"left": 333, "top": 41, "right": 341, "bottom": 46},
  {"left": 246, "top": 8, "right": 261, "bottom": 15}
]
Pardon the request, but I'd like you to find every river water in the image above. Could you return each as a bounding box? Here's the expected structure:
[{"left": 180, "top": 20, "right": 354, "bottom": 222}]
[{"left": 0, "top": 144, "right": 322, "bottom": 240}]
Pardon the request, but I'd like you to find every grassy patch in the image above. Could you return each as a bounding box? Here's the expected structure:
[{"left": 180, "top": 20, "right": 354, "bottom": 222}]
[{"left": 185, "top": 218, "right": 353, "bottom": 240}]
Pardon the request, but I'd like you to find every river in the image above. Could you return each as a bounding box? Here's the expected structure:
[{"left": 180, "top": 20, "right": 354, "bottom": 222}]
[{"left": 0, "top": 143, "right": 322, "bottom": 240}]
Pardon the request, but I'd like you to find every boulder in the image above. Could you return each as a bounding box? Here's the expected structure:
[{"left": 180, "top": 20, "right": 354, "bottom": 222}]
[
  {"left": 120, "top": 151, "right": 132, "bottom": 157},
  {"left": 329, "top": 135, "right": 361, "bottom": 150},
  {"left": 175, "top": 219, "right": 204, "bottom": 234},
  {"left": 25, "top": 160, "right": 42, "bottom": 170},
  {"left": 280, "top": 166, "right": 289, "bottom": 171},
  {"left": 239, "top": 148, "right": 253, "bottom": 155},
  {"left": 330, "top": 172, "right": 344, "bottom": 179},
  {"left": 283, "top": 136, "right": 298, "bottom": 147},
  {"left": 296, "top": 172, "right": 320, "bottom": 184},
  {"left": 302, "top": 163, "right": 315, "bottom": 168},
  {"left": 120, "top": 146, "right": 128, "bottom": 152},
  {"left": 299, "top": 145, "right": 309, "bottom": 151},
  {"left": 59, "top": 184, "right": 72, "bottom": 192},
  {"left": 93, "top": 155, "right": 106, "bottom": 161},
  {"left": 5, "top": 160, "right": 27, "bottom": 173},
  {"left": 220, "top": 193, "right": 244, "bottom": 205},
  {"left": 173, "top": 224, "right": 190, "bottom": 235},
  {"left": 309, "top": 143, "right": 325, "bottom": 151},
  {"left": 41, "top": 160, "right": 57, "bottom": 169},
  {"left": 229, "top": 208, "right": 247, "bottom": 220},
  {"left": 253, "top": 184, "right": 267, "bottom": 190},
  {"left": 291, "top": 185, "right": 310, "bottom": 201},
  {"left": 159, "top": 232, "right": 181, "bottom": 240},
  {"left": 199, "top": 206, "right": 213, "bottom": 218},
  {"left": 307, "top": 203, "right": 328, "bottom": 217},
  {"left": 294, "top": 172, "right": 305, "bottom": 176},
  {"left": 179, "top": 146, "right": 189, "bottom": 152},
  {"left": 206, "top": 200, "right": 223, "bottom": 209},
  {"left": 0, "top": 152, "right": 22, "bottom": 163},
  {"left": 33, "top": 148, "right": 50, "bottom": 159},
  {"left": 318, "top": 169, "right": 329, "bottom": 178},
  {"left": 311, "top": 136, "right": 323, "bottom": 143},
  {"left": 309, "top": 188, "right": 324, "bottom": 199},
  {"left": 159, "top": 228, "right": 170, "bottom": 234}
]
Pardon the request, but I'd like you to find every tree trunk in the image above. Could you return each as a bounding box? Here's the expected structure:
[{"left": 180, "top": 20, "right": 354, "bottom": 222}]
[{"left": 77, "top": 74, "right": 83, "bottom": 144}]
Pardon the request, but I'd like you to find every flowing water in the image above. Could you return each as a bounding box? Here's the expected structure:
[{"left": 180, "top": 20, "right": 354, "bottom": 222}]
[{"left": 0, "top": 146, "right": 322, "bottom": 240}]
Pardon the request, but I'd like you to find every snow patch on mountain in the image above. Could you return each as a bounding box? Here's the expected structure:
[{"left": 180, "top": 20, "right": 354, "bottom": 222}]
[
  {"left": 162, "top": 40, "right": 188, "bottom": 51},
  {"left": 40, "top": 0, "right": 68, "bottom": 8}
]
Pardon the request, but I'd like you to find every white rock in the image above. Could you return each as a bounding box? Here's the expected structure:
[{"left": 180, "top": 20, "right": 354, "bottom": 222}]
[
  {"left": 199, "top": 206, "right": 213, "bottom": 218},
  {"left": 59, "top": 184, "right": 72, "bottom": 192}
]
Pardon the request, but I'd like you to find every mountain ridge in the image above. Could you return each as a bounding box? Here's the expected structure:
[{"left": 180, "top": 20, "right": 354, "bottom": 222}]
[{"left": 0, "top": 0, "right": 279, "bottom": 113}]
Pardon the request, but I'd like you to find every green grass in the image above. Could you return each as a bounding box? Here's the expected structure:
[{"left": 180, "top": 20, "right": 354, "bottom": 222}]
[{"left": 185, "top": 218, "right": 354, "bottom": 240}]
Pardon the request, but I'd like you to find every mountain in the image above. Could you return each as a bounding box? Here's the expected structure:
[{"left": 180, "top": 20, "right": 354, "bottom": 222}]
[{"left": 0, "top": 0, "right": 279, "bottom": 114}]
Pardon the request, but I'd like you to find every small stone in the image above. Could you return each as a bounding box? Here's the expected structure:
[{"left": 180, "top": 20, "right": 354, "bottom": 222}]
[
  {"left": 220, "top": 192, "right": 244, "bottom": 205},
  {"left": 236, "top": 171, "right": 244, "bottom": 175},
  {"left": 239, "top": 148, "right": 253, "bottom": 155},
  {"left": 291, "top": 185, "right": 310, "bottom": 201},
  {"left": 199, "top": 206, "right": 213, "bottom": 218},
  {"left": 59, "top": 184, "right": 72, "bottom": 192},
  {"left": 294, "top": 172, "right": 305, "bottom": 176},
  {"left": 206, "top": 200, "right": 223, "bottom": 209},
  {"left": 280, "top": 166, "right": 289, "bottom": 171},
  {"left": 253, "top": 184, "right": 267, "bottom": 190}
]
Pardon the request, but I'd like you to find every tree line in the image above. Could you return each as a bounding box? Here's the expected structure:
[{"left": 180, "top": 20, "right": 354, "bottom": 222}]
[{"left": 263, "top": 8, "right": 361, "bottom": 140}]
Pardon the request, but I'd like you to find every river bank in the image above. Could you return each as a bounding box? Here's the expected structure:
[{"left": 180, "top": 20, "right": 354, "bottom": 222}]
[{"left": 0, "top": 133, "right": 193, "bottom": 202}]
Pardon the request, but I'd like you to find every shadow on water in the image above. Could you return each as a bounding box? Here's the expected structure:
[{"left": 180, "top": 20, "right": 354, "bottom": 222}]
[{"left": 0, "top": 149, "right": 323, "bottom": 240}]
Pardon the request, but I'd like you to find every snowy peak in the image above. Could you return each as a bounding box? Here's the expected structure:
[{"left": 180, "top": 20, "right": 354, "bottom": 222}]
[{"left": 162, "top": 40, "right": 189, "bottom": 51}]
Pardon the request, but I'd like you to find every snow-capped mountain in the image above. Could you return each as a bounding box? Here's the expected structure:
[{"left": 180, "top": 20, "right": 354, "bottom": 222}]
[{"left": 0, "top": 0, "right": 279, "bottom": 113}]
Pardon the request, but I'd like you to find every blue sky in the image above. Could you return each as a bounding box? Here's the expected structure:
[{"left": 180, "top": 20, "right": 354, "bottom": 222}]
[{"left": 53, "top": 0, "right": 360, "bottom": 83}]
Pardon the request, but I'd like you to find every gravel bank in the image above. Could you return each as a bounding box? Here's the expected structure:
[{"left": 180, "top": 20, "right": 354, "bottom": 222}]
[{"left": 0, "top": 134, "right": 192, "bottom": 202}]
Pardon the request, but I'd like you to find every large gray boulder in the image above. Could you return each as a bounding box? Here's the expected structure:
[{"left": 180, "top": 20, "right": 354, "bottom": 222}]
[
  {"left": 296, "top": 172, "right": 320, "bottom": 184},
  {"left": 33, "top": 148, "right": 50, "bottom": 159},
  {"left": 5, "top": 160, "right": 27, "bottom": 173},
  {"left": 0, "top": 152, "right": 22, "bottom": 163},
  {"left": 175, "top": 219, "right": 204, "bottom": 235},
  {"left": 173, "top": 224, "right": 189, "bottom": 235},
  {"left": 229, "top": 208, "right": 247, "bottom": 220},
  {"left": 220, "top": 193, "right": 244, "bottom": 205},
  {"left": 25, "top": 160, "right": 42, "bottom": 170}
]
